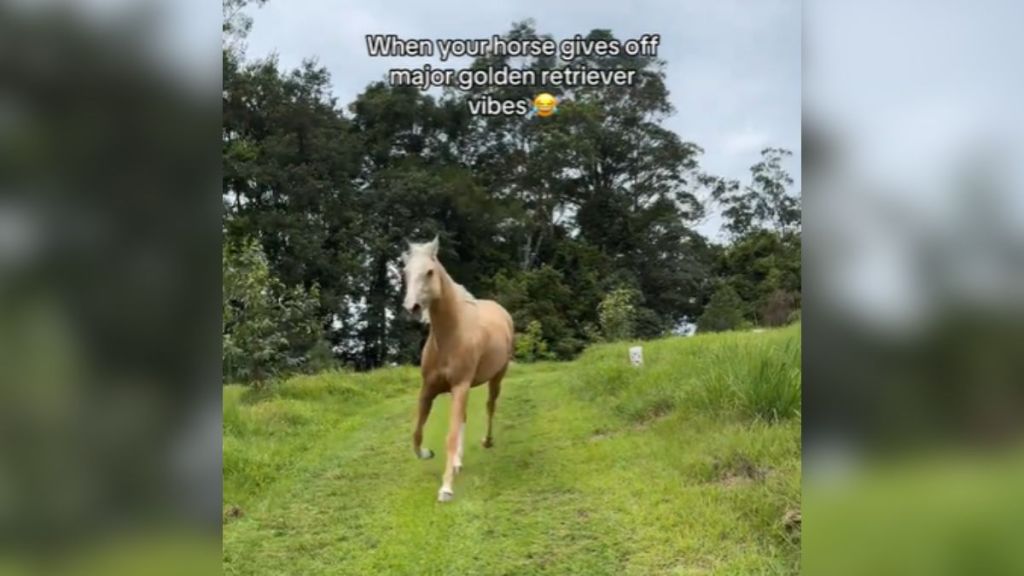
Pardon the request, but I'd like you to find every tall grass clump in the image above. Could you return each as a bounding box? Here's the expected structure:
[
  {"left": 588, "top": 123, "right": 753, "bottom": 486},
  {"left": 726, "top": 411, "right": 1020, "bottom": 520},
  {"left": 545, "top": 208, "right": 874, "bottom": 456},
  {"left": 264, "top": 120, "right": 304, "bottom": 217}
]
[
  {"left": 695, "top": 331, "right": 801, "bottom": 422},
  {"left": 573, "top": 336, "right": 692, "bottom": 424}
]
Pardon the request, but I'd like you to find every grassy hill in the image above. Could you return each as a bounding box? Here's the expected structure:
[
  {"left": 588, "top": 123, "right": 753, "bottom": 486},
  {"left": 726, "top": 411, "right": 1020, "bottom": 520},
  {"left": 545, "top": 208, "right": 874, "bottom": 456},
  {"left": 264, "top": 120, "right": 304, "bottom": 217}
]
[{"left": 223, "top": 325, "right": 801, "bottom": 575}]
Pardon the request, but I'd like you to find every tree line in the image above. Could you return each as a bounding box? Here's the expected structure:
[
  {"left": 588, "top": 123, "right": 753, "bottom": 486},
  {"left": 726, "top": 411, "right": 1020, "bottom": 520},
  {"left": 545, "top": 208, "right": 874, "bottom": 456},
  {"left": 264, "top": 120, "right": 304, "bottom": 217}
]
[{"left": 222, "top": 4, "right": 800, "bottom": 384}]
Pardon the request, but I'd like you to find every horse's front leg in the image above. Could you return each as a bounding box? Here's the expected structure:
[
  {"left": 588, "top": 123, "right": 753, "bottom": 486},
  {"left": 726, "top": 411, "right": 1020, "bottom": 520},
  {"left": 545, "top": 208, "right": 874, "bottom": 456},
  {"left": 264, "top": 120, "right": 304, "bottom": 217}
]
[
  {"left": 439, "top": 382, "right": 470, "bottom": 502},
  {"left": 413, "top": 387, "right": 437, "bottom": 459}
]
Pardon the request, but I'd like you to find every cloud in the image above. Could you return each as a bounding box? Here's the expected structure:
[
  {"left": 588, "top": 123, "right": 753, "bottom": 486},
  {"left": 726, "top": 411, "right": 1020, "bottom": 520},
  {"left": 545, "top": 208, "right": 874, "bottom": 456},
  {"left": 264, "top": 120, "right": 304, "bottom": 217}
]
[{"left": 722, "top": 128, "right": 770, "bottom": 156}]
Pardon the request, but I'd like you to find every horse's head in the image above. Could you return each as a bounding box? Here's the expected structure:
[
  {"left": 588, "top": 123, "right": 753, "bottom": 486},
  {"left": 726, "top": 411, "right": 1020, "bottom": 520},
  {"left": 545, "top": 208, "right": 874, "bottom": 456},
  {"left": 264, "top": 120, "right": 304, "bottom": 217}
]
[{"left": 401, "top": 236, "right": 442, "bottom": 322}]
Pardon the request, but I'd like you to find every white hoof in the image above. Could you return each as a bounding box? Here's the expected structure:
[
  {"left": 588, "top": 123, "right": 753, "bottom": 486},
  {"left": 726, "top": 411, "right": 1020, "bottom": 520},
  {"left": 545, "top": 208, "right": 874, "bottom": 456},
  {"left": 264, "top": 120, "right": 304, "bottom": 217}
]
[
  {"left": 417, "top": 448, "right": 434, "bottom": 459},
  {"left": 437, "top": 488, "right": 454, "bottom": 502}
]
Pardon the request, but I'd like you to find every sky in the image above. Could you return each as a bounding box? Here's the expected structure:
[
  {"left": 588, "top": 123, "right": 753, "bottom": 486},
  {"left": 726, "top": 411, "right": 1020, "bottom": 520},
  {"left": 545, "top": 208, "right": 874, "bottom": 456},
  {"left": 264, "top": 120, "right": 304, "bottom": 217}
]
[
  {"left": 243, "top": 0, "right": 801, "bottom": 241},
  {"left": 803, "top": 0, "right": 1024, "bottom": 331}
]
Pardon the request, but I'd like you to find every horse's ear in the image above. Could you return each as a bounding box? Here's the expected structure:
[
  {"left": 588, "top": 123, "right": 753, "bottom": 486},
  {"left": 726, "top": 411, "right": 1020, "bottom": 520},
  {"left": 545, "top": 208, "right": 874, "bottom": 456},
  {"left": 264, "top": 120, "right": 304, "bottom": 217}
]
[{"left": 427, "top": 236, "right": 439, "bottom": 258}]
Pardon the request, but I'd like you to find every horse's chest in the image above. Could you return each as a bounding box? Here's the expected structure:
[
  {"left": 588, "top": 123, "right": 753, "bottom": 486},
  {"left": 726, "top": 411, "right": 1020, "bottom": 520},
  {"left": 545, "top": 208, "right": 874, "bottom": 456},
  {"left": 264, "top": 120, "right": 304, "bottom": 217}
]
[
  {"left": 426, "top": 338, "right": 480, "bottom": 386},
  {"left": 438, "top": 354, "right": 475, "bottom": 383}
]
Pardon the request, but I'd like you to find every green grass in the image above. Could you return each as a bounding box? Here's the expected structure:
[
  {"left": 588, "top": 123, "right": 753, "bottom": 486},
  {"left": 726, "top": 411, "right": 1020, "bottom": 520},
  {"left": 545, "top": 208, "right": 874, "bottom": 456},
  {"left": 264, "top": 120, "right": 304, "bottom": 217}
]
[{"left": 223, "top": 325, "right": 801, "bottom": 575}]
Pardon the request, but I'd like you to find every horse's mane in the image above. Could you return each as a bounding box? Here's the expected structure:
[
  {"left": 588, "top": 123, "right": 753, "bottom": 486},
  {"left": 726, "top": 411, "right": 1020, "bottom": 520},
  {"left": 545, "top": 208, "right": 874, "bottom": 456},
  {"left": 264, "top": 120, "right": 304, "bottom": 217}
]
[
  {"left": 421, "top": 278, "right": 475, "bottom": 325},
  {"left": 454, "top": 281, "right": 477, "bottom": 303}
]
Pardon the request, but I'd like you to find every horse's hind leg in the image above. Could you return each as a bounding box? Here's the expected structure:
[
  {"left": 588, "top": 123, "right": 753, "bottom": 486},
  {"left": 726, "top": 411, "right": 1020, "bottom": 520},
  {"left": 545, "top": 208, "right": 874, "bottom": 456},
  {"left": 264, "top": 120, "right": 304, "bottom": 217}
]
[{"left": 482, "top": 366, "right": 506, "bottom": 448}]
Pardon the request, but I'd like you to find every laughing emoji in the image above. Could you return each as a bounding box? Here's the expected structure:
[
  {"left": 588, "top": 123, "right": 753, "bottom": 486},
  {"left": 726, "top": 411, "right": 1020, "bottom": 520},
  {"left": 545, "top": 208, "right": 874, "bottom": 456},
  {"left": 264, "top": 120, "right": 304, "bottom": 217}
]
[{"left": 533, "top": 93, "right": 558, "bottom": 117}]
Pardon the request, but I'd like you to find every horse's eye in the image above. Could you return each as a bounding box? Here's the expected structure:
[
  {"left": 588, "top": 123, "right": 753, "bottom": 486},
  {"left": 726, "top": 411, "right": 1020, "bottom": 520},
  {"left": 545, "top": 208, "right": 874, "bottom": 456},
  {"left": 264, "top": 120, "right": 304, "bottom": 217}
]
[{"left": 426, "top": 269, "right": 434, "bottom": 278}]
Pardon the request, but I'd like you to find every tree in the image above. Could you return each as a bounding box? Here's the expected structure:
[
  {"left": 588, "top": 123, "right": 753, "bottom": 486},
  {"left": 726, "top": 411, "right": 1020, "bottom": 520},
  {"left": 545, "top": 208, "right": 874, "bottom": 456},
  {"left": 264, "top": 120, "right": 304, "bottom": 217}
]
[
  {"left": 220, "top": 12, "right": 793, "bottom": 373},
  {"left": 697, "top": 285, "right": 747, "bottom": 333},
  {"left": 710, "top": 149, "right": 802, "bottom": 326},
  {"left": 715, "top": 148, "right": 800, "bottom": 238},
  {"left": 223, "top": 53, "right": 365, "bottom": 363},
  {"left": 716, "top": 230, "right": 801, "bottom": 322},
  {"left": 222, "top": 238, "right": 323, "bottom": 383},
  {"left": 598, "top": 288, "right": 638, "bottom": 341},
  {"left": 223, "top": 0, "right": 266, "bottom": 45},
  {"left": 492, "top": 265, "right": 583, "bottom": 359},
  {"left": 759, "top": 289, "right": 800, "bottom": 327},
  {"left": 515, "top": 320, "right": 553, "bottom": 362},
  {"left": 452, "top": 23, "right": 713, "bottom": 341}
]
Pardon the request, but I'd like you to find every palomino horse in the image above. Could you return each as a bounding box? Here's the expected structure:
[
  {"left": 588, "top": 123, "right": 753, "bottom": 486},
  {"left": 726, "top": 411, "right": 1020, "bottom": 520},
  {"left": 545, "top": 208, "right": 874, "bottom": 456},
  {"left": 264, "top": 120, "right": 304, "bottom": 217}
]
[{"left": 401, "top": 237, "right": 514, "bottom": 502}]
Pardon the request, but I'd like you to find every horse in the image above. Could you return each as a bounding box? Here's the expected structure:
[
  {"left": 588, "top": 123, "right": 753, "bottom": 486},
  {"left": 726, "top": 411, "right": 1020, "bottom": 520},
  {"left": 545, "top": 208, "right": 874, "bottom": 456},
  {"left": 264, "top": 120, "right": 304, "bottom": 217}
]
[{"left": 401, "top": 237, "right": 514, "bottom": 502}]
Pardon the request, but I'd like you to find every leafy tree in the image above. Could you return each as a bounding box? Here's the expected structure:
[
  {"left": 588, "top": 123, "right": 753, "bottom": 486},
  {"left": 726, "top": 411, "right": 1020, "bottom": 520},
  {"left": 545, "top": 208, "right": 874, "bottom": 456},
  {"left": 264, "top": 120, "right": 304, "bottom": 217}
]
[
  {"left": 710, "top": 149, "right": 802, "bottom": 326},
  {"left": 223, "top": 0, "right": 266, "bottom": 46},
  {"left": 598, "top": 288, "right": 638, "bottom": 341},
  {"left": 515, "top": 320, "right": 553, "bottom": 362},
  {"left": 223, "top": 53, "right": 365, "bottom": 363},
  {"left": 219, "top": 9, "right": 799, "bottom": 376},
  {"left": 715, "top": 148, "right": 800, "bottom": 238},
  {"left": 222, "top": 238, "right": 323, "bottom": 383},
  {"left": 716, "top": 230, "right": 801, "bottom": 321},
  {"left": 492, "top": 265, "right": 582, "bottom": 359},
  {"left": 697, "top": 285, "right": 747, "bottom": 333},
  {"left": 759, "top": 289, "right": 800, "bottom": 327}
]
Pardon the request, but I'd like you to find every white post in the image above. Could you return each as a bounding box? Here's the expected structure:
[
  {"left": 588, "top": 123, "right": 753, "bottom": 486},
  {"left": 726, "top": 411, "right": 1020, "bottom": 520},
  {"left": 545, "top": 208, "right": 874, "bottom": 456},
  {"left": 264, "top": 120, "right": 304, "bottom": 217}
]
[{"left": 629, "top": 346, "right": 643, "bottom": 367}]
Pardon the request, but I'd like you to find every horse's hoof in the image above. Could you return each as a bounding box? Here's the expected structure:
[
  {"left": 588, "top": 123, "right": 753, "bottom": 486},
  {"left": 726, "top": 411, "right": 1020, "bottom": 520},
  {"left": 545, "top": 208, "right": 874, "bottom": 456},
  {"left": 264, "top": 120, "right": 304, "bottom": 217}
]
[
  {"left": 437, "top": 489, "right": 454, "bottom": 503},
  {"left": 418, "top": 448, "right": 434, "bottom": 459},
  {"left": 482, "top": 437, "right": 494, "bottom": 449}
]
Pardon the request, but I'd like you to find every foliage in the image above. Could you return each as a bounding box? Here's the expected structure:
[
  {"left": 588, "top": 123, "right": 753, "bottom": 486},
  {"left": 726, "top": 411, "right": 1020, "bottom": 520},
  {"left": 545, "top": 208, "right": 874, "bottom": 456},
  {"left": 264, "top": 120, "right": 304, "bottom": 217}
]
[
  {"left": 698, "top": 285, "right": 748, "bottom": 333},
  {"left": 759, "top": 289, "right": 801, "bottom": 327},
  {"left": 221, "top": 9, "right": 800, "bottom": 378},
  {"left": 714, "top": 148, "right": 801, "bottom": 238},
  {"left": 514, "top": 319, "right": 553, "bottom": 363},
  {"left": 700, "top": 144, "right": 802, "bottom": 331},
  {"left": 222, "top": 237, "right": 323, "bottom": 384},
  {"left": 222, "top": 0, "right": 267, "bottom": 44},
  {"left": 597, "top": 288, "right": 638, "bottom": 341},
  {"left": 493, "top": 266, "right": 583, "bottom": 359},
  {"left": 709, "top": 231, "right": 800, "bottom": 325}
]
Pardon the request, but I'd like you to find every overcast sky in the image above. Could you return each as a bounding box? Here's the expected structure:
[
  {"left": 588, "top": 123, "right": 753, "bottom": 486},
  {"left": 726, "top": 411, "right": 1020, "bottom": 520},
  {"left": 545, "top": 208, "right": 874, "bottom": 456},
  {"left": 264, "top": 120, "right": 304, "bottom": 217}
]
[{"left": 243, "top": 0, "right": 801, "bottom": 240}]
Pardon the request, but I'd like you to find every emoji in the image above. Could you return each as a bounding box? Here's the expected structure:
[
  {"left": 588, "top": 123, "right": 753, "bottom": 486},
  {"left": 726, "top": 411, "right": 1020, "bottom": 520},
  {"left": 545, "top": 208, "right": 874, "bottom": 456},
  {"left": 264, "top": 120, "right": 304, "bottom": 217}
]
[{"left": 533, "top": 93, "right": 558, "bottom": 117}]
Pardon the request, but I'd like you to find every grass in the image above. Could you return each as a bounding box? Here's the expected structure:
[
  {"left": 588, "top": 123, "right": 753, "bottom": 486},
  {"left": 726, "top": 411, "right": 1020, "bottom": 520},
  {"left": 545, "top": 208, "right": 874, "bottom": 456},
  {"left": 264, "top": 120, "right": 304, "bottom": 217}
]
[{"left": 223, "top": 325, "right": 801, "bottom": 575}]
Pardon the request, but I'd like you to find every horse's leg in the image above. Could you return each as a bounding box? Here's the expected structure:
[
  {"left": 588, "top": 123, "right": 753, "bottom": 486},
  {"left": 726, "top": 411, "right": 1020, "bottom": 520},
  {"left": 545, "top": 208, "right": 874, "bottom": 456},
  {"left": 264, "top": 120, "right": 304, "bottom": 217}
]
[
  {"left": 439, "top": 382, "right": 470, "bottom": 502},
  {"left": 482, "top": 366, "right": 506, "bottom": 448},
  {"left": 413, "top": 385, "right": 438, "bottom": 459},
  {"left": 454, "top": 401, "right": 467, "bottom": 474}
]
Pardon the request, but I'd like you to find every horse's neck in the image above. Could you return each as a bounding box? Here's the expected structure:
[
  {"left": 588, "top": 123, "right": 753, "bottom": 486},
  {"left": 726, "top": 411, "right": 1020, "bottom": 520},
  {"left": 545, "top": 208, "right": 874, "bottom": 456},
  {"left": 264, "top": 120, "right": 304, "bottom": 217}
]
[{"left": 429, "top": 269, "right": 471, "bottom": 349}]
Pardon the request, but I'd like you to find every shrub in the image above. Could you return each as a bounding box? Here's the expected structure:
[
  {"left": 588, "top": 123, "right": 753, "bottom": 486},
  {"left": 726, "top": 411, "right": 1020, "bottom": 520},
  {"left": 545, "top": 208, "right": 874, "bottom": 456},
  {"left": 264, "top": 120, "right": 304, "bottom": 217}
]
[
  {"left": 223, "top": 237, "right": 325, "bottom": 384},
  {"left": 515, "top": 320, "right": 553, "bottom": 362},
  {"left": 634, "top": 306, "right": 668, "bottom": 339},
  {"left": 759, "top": 290, "right": 800, "bottom": 327},
  {"left": 305, "top": 339, "right": 337, "bottom": 373},
  {"left": 598, "top": 288, "right": 638, "bottom": 341},
  {"left": 697, "top": 285, "right": 747, "bottom": 333}
]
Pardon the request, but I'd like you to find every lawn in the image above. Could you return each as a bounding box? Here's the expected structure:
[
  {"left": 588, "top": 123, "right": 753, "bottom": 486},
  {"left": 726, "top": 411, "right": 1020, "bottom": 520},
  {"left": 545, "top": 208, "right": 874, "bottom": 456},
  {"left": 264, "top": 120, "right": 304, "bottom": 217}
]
[{"left": 223, "top": 325, "right": 801, "bottom": 575}]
